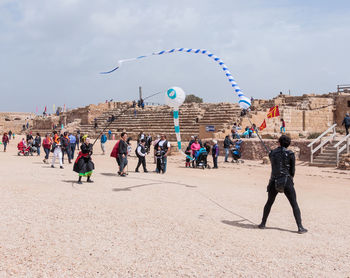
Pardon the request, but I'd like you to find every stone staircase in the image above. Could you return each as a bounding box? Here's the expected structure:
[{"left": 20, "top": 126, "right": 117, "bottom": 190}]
[
  {"left": 79, "top": 103, "right": 243, "bottom": 141},
  {"left": 199, "top": 103, "right": 242, "bottom": 131},
  {"left": 79, "top": 103, "right": 205, "bottom": 141},
  {"left": 310, "top": 140, "right": 347, "bottom": 167}
]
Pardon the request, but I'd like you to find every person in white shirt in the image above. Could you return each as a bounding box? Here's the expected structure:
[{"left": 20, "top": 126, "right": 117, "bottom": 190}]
[{"left": 51, "top": 136, "right": 63, "bottom": 169}]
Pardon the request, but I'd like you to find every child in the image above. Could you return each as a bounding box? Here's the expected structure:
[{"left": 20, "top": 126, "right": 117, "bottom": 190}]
[
  {"left": 280, "top": 118, "right": 286, "bottom": 133},
  {"left": 185, "top": 146, "right": 191, "bottom": 167},
  {"left": 155, "top": 146, "right": 165, "bottom": 174}
]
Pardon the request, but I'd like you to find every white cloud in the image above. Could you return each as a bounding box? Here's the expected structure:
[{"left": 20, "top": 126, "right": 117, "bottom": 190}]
[{"left": 0, "top": 0, "right": 350, "bottom": 111}]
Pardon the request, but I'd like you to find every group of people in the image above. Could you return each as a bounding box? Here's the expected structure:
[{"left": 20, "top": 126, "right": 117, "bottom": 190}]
[
  {"left": 231, "top": 123, "right": 258, "bottom": 139},
  {"left": 109, "top": 132, "right": 171, "bottom": 176},
  {"left": 29, "top": 129, "right": 94, "bottom": 183},
  {"left": 185, "top": 136, "right": 219, "bottom": 169},
  {"left": 18, "top": 131, "right": 81, "bottom": 166}
]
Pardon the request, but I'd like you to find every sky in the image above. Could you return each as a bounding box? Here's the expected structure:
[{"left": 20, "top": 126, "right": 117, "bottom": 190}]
[{"left": 1, "top": 0, "right": 350, "bottom": 112}]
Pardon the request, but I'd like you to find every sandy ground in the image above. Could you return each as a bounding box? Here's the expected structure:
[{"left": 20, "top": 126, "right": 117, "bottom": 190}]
[{"left": 0, "top": 138, "right": 350, "bottom": 278}]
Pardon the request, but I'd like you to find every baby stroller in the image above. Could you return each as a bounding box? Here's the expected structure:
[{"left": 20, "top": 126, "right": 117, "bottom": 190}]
[
  {"left": 17, "top": 141, "right": 33, "bottom": 156},
  {"left": 194, "top": 148, "right": 210, "bottom": 169},
  {"left": 231, "top": 140, "right": 244, "bottom": 163},
  {"left": 156, "top": 149, "right": 166, "bottom": 174}
]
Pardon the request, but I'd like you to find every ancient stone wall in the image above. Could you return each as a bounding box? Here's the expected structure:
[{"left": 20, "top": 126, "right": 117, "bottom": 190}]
[
  {"left": 208, "top": 138, "right": 312, "bottom": 162},
  {"left": 334, "top": 94, "right": 350, "bottom": 127},
  {"left": 18, "top": 92, "right": 350, "bottom": 140},
  {"left": 32, "top": 116, "right": 60, "bottom": 129},
  {"left": 64, "top": 102, "right": 117, "bottom": 125},
  {"left": 0, "top": 112, "right": 35, "bottom": 134},
  {"left": 240, "top": 94, "right": 337, "bottom": 136}
]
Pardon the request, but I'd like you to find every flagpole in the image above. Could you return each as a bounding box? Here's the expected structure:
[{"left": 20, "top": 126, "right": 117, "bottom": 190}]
[{"left": 242, "top": 109, "right": 271, "bottom": 154}]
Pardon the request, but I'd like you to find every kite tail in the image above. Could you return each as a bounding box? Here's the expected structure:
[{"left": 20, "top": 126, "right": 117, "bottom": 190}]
[{"left": 173, "top": 109, "right": 193, "bottom": 161}]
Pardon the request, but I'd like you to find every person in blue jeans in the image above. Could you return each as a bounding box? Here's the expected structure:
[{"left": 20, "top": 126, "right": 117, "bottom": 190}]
[
  {"left": 69, "top": 133, "right": 77, "bottom": 159},
  {"left": 108, "top": 129, "right": 112, "bottom": 140},
  {"left": 100, "top": 133, "right": 107, "bottom": 155}
]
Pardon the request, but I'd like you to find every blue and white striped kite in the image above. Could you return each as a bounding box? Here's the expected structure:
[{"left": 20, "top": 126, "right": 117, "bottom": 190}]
[
  {"left": 102, "top": 48, "right": 252, "bottom": 157},
  {"left": 101, "top": 48, "right": 251, "bottom": 110}
]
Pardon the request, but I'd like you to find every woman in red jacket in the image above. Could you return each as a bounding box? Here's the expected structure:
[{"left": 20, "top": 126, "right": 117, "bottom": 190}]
[
  {"left": 2, "top": 133, "right": 9, "bottom": 152},
  {"left": 42, "top": 133, "right": 52, "bottom": 163}
]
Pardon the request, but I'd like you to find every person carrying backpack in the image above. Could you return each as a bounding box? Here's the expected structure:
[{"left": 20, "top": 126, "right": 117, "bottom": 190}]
[
  {"left": 60, "top": 132, "right": 71, "bottom": 164},
  {"left": 110, "top": 139, "right": 120, "bottom": 167},
  {"left": 110, "top": 132, "right": 128, "bottom": 176},
  {"left": 135, "top": 139, "right": 148, "bottom": 173}
]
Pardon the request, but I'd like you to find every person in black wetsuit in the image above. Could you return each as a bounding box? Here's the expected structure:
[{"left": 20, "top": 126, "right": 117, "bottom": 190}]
[{"left": 258, "top": 135, "right": 308, "bottom": 234}]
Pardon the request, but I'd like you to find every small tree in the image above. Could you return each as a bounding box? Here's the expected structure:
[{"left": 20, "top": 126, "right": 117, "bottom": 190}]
[{"left": 184, "top": 94, "right": 203, "bottom": 103}]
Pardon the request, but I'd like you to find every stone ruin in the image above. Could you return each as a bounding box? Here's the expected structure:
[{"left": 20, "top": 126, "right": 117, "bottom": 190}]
[
  {"left": 25, "top": 91, "right": 350, "bottom": 142},
  {"left": 0, "top": 112, "right": 35, "bottom": 134}
]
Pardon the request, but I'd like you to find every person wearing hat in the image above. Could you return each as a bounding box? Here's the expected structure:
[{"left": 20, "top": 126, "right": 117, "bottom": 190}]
[
  {"left": 342, "top": 113, "right": 350, "bottom": 135},
  {"left": 74, "top": 137, "right": 94, "bottom": 183}
]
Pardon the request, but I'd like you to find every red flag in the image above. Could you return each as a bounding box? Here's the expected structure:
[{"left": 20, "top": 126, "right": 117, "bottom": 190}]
[
  {"left": 267, "top": 105, "right": 280, "bottom": 118},
  {"left": 259, "top": 119, "right": 267, "bottom": 131},
  {"left": 44, "top": 106, "right": 47, "bottom": 112}
]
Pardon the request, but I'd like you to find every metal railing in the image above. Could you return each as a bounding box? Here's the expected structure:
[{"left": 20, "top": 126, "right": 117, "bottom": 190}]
[
  {"left": 307, "top": 124, "right": 337, "bottom": 163},
  {"left": 334, "top": 133, "right": 350, "bottom": 166},
  {"left": 337, "top": 84, "right": 350, "bottom": 92}
]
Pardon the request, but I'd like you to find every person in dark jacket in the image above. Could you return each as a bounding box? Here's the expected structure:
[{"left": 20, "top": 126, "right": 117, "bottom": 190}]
[
  {"left": 60, "top": 132, "right": 71, "bottom": 164},
  {"left": 74, "top": 137, "right": 94, "bottom": 184},
  {"left": 33, "top": 133, "right": 42, "bottom": 156},
  {"left": 223, "top": 135, "right": 234, "bottom": 162},
  {"left": 212, "top": 140, "right": 219, "bottom": 169},
  {"left": 342, "top": 113, "right": 350, "bottom": 135},
  {"left": 135, "top": 139, "right": 148, "bottom": 173},
  {"left": 118, "top": 132, "right": 128, "bottom": 176},
  {"left": 258, "top": 135, "right": 307, "bottom": 234}
]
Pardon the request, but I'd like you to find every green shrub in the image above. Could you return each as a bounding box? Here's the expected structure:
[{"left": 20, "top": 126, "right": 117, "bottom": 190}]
[
  {"left": 261, "top": 134, "right": 275, "bottom": 139},
  {"left": 307, "top": 132, "right": 321, "bottom": 139}
]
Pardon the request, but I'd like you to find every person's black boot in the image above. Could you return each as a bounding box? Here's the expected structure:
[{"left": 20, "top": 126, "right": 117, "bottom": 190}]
[
  {"left": 77, "top": 176, "right": 82, "bottom": 184},
  {"left": 87, "top": 176, "right": 93, "bottom": 183},
  {"left": 298, "top": 226, "right": 308, "bottom": 234},
  {"left": 258, "top": 222, "right": 266, "bottom": 229}
]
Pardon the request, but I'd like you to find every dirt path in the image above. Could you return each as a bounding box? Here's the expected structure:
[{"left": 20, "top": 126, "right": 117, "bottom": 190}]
[{"left": 0, "top": 139, "right": 349, "bottom": 277}]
